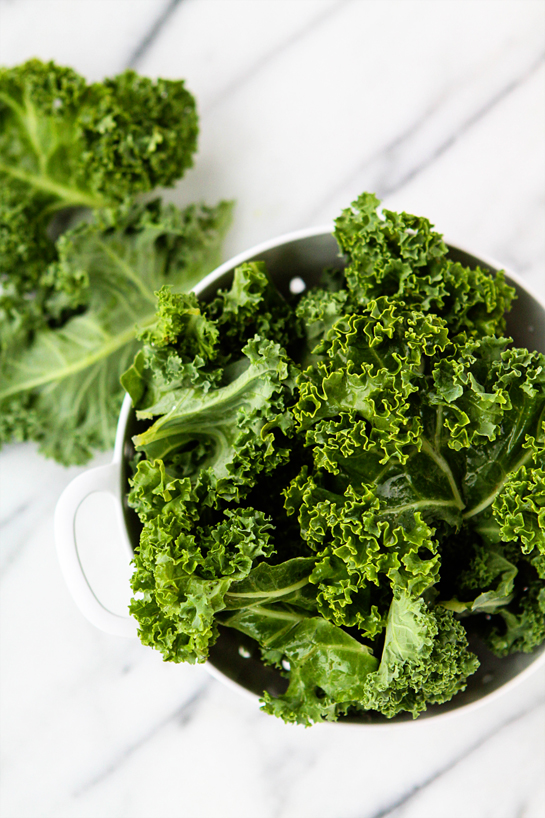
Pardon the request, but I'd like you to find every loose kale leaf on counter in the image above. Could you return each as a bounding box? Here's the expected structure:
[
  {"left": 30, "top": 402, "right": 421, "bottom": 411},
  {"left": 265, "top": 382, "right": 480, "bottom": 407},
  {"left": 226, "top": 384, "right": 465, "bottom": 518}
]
[
  {"left": 0, "top": 59, "right": 198, "bottom": 334},
  {"left": 125, "top": 192, "right": 544, "bottom": 725},
  {"left": 0, "top": 58, "right": 234, "bottom": 465}
]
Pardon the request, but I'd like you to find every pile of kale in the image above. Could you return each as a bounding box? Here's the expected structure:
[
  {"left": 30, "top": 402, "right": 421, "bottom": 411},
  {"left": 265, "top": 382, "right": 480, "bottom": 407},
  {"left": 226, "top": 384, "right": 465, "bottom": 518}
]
[{"left": 124, "top": 192, "right": 545, "bottom": 725}]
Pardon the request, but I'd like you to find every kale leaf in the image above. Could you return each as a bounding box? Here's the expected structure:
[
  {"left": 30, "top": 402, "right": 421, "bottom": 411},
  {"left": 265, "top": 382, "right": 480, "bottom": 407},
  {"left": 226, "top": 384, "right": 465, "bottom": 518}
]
[
  {"left": 0, "top": 199, "right": 232, "bottom": 463},
  {"left": 0, "top": 59, "right": 198, "bottom": 332}
]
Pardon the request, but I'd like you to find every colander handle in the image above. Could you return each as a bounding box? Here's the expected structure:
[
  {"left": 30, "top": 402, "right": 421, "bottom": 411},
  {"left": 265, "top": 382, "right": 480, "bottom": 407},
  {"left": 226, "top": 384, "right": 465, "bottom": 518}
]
[{"left": 54, "top": 462, "right": 138, "bottom": 638}]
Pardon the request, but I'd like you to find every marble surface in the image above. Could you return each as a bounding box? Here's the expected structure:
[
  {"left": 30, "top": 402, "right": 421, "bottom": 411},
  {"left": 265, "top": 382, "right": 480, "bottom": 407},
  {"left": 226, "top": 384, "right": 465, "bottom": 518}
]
[{"left": 1, "top": 1, "right": 544, "bottom": 817}]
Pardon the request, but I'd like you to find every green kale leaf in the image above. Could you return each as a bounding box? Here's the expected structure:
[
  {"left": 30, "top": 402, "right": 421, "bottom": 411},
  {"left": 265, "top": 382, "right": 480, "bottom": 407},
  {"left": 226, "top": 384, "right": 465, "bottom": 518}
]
[{"left": 361, "top": 590, "right": 479, "bottom": 718}]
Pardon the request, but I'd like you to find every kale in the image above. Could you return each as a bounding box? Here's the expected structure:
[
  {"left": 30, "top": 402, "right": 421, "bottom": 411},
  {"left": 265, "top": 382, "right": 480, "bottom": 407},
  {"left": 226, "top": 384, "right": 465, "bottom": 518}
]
[
  {"left": 0, "top": 59, "right": 232, "bottom": 464},
  {"left": 0, "top": 59, "right": 197, "bottom": 333},
  {"left": 125, "top": 192, "right": 544, "bottom": 724}
]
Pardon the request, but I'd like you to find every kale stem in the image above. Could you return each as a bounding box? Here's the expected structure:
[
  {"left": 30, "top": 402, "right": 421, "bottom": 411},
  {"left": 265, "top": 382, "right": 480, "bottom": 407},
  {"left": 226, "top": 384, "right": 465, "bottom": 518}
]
[
  {"left": 420, "top": 437, "right": 465, "bottom": 510},
  {"left": 226, "top": 576, "right": 310, "bottom": 601},
  {"left": 0, "top": 162, "right": 107, "bottom": 209},
  {"left": 462, "top": 450, "right": 533, "bottom": 520}
]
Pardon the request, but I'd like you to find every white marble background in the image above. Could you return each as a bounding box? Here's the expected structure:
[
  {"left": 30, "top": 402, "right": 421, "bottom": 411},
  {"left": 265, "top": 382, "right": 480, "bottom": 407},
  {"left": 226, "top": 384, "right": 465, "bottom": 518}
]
[{"left": 1, "top": 2, "right": 544, "bottom": 817}]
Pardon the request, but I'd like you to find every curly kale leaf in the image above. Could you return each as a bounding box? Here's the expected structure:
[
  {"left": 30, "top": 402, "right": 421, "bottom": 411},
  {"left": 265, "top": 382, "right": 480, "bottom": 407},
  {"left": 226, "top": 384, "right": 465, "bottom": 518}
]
[
  {"left": 123, "top": 259, "right": 302, "bottom": 416},
  {"left": 428, "top": 341, "right": 545, "bottom": 457},
  {"left": 129, "top": 462, "right": 275, "bottom": 663},
  {"left": 131, "top": 335, "right": 296, "bottom": 504},
  {"left": 492, "top": 465, "right": 545, "bottom": 556},
  {"left": 224, "top": 608, "right": 378, "bottom": 725},
  {"left": 334, "top": 191, "right": 515, "bottom": 336},
  {"left": 120, "top": 288, "right": 222, "bottom": 410},
  {"left": 295, "top": 286, "right": 351, "bottom": 366},
  {"left": 294, "top": 299, "right": 450, "bottom": 467},
  {"left": 207, "top": 260, "right": 303, "bottom": 358},
  {"left": 284, "top": 472, "right": 442, "bottom": 600},
  {"left": 0, "top": 199, "right": 232, "bottom": 464},
  {"left": 0, "top": 59, "right": 198, "bottom": 332},
  {"left": 361, "top": 591, "right": 479, "bottom": 718}
]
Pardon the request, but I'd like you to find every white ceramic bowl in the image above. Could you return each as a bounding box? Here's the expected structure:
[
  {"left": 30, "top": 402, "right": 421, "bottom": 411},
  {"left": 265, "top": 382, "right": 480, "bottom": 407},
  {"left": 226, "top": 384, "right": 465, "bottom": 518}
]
[{"left": 55, "top": 225, "right": 545, "bottom": 723}]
